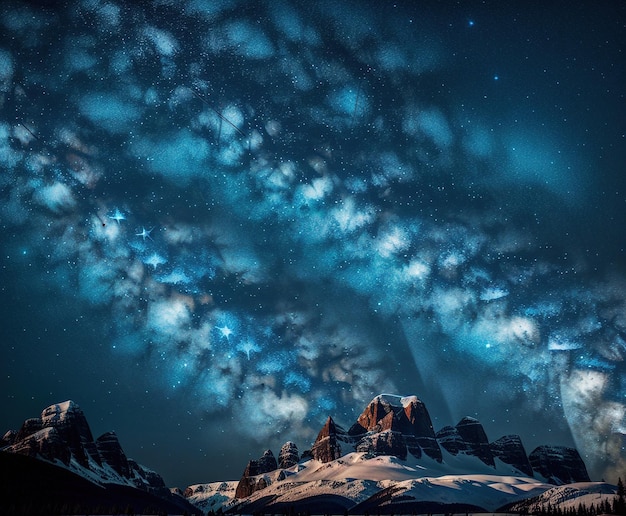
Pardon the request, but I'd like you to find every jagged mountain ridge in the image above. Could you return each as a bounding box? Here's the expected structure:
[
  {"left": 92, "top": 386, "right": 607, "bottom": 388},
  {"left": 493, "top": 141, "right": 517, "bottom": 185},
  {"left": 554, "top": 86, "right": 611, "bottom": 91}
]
[
  {"left": 0, "top": 400, "right": 202, "bottom": 513},
  {"left": 0, "top": 396, "right": 595, "bottom": 515},
  {"left": 1, "top": 400, "right": 168, "bottom": 494},
  {"left": 227, "top": 393, "right": 591, "bottom": 513},
  {"left": 296, "top": 394, "right": 588, "bottom": 483}
]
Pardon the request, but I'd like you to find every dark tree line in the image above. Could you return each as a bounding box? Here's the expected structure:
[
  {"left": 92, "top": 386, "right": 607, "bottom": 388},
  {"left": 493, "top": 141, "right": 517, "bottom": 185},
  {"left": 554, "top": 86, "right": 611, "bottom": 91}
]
[
  {"left": 0, "top": 501, "right": 173, "bottom": 516},
  {"left": 522, "top": 477, "right": 626, "bottom": 516}
]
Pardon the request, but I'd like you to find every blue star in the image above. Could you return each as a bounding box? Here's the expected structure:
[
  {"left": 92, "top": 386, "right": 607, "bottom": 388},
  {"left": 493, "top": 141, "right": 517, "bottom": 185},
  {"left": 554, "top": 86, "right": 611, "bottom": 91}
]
[
  {"left": 136, "top": 227, "right": 154, "bottom": 241},
  {"left": 109, "top": 208, "right": 126, "bottom": 224},
  {"left": 218, "top": 325, "right": 233, "bottom": 338}
]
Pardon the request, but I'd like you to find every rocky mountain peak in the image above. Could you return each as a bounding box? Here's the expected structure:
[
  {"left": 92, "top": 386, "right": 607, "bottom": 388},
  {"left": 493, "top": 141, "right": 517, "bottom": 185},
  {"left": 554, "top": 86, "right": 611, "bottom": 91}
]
[
  {"left": 278, "top": 441, "right": 299, "bottom": 469},
  {"left": 311, "top": 416, "right": 342, "bottom": 463},
  {"left": 529, "top": 446, "right": 590, "bottom": 484},
  {"left": 348, "top": 394, "right": 442, "bottom": 461},
  {"left": 316, "top": 416, "right": 339, "bottom": 439},
  {"left": 2, "top": 400, "right": 168, "bottom": 495},
  {"left": 454, "top": 416, "right": 495, "bottom": 467},
  {"left": 235, "top": 448, "right": 283, "bottom": 498},
  {"left": 353, "top": 396, "right": 393, "bottom": 432},
  {"left": 41, "top": 400, "right": 80, "bottom": 422},
  {"left": 96, "top": 431, "right": 130, "bottom": 478},
  {"left": 228, "top": 392, "right": 592, "bottom": 507},
  {"left": 41, "top": 401, "right": 94, "bottom": 444},
  {"left": 490, "top": 434, "right": 533, "bottom": 476},
  {"left": 8, "top": 400, "right": 98, "bottom": 468}
]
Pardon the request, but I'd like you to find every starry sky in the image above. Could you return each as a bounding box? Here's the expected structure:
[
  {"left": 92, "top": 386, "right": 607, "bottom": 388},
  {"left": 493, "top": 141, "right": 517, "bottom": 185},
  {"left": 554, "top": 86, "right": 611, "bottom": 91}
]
[{"left": 0, "top": 0, "right": 624, "bottom": 489}]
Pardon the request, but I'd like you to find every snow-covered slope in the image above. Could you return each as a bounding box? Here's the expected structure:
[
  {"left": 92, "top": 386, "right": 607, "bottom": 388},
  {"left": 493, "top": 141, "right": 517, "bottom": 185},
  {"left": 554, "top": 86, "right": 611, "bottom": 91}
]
[
  {"left": 183, "top": 481, "right": 239, "bottom": 513},
  {"left": 219, "top": 452, "right": 613, "bottom": 514},
  {"left": 507, "top": 481, "right": 617, "bottom": 513},
  {"left": 285, "top": 450, "right": 534, "bottom": 482},
  {"left": 222, "top": 452, "right": 552, "bottom": 513}
]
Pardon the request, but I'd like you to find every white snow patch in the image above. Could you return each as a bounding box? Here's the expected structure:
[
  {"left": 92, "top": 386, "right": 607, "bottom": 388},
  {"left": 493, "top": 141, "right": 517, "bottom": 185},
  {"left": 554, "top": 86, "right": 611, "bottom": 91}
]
[
  {"left": 184, "top": 481, "right": 239, "bottom": 512},
  {"left": 41, "top": 400, "right": 77, "bottom": 424}
]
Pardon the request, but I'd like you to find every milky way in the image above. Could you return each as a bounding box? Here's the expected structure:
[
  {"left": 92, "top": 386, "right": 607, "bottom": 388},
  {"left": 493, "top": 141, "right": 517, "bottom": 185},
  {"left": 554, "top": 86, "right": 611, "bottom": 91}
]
[{"left": 0, "top": 1, "right": 624, "bottom": 487}]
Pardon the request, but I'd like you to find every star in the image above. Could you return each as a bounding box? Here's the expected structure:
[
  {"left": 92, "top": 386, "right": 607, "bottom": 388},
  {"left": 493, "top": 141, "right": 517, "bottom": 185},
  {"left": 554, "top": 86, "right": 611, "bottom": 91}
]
[
  {"left": 136, "top": 227, "right": 154, "bottom": 241},
  {"left": 218, "top": 325, "right": 233, "bottom": 338},
  {"left": 143, "top": 252, "right": 167, "bottom": 269},
  {"left": 109, "top": 208, "right": 126, "bottom": 224}
]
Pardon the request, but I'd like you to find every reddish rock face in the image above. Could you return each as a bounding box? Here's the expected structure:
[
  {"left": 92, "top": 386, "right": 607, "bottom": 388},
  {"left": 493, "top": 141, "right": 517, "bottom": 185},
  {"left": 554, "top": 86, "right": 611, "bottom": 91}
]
[
  {"left": 348, "top": 395, "right": 442, "bottom": 461},
  {"left": 235, "top": 449, "right": 280, "bottom": 498},
  {"left": 241, "top": 449, "right": 278, "bottom": 478},
  {"left": 15, "top": 418, "right": 44, "bottom": 442},
  {"left": 311, "top": 416, "right": 342, "bottom": 463},
  {"left": 355, "top": 398, "right": 390, "bottom": 432}
]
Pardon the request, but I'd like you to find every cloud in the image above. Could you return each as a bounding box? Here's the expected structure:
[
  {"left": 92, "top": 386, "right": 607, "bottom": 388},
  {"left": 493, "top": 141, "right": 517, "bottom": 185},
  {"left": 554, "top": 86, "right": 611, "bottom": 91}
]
[
  {"left": 0, "top": 0, "right": 621, "bottom": 485},
  {"left": 561, "top": 368, "right": 626, "bottom": 482}
]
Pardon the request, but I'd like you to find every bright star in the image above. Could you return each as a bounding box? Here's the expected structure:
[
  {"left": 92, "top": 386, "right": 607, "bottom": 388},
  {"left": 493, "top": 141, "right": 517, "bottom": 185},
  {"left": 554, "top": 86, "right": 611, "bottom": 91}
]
[
  {"left": 136, "top": 227, "right": 154, "bottom": 241},
  {"left": 109, "top": 208, "right": 126, "bottom": 224},
  {"left": 218, "top": 325, "right": 233, "bottom": 338}
]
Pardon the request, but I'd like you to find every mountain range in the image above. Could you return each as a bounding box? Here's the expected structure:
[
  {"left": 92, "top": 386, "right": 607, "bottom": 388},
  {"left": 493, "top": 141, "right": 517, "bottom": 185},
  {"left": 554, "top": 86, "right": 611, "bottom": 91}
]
[
  {"left": 0, "top": 400, "right": 200, "bottom": 515},
  {"left": 1, "top": 395, "right": 618, "bottom": 515}
]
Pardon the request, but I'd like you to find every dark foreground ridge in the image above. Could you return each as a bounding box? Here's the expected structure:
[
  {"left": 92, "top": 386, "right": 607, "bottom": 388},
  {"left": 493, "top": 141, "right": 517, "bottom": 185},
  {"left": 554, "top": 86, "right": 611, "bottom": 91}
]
[
  {"left": 0, "top": 452, "right": 199, "bottom": 516},
  {"left": 0, "top": 400, "right": 200, "bottom": 516}
]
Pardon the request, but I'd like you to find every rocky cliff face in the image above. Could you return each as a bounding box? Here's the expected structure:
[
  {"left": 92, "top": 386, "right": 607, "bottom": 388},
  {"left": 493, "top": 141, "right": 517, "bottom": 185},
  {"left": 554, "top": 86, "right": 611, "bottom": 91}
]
[
  {"left": 490, "top": 434, "right": 533, "bottom": 476},
  {"left": 528, "top": 446, "right": 591, "bottom": 484},
  {"left": 436, "top": 425, "right": 468, "bottom": 455},
  {"left": 128, "top": 460, "right": 169, "bottom": 496},
  {"left": 1, "top": 400, "right": 167, "bottom": 494},
  {"left": 311, "top": 416, "right": 343, "bottom": 463},
  {"left": 455, "top": 416, "right": 495, "bottom": 467},
  {"left": 355, "top": 430, "right": 407, "bottom": 459},
  {"left": 1, "top": 429, "right": 17, "bottom": 447},
  {"left": 278, "top": 441, "right": 299, "bottom": 469},
  {"left": 96, "top": 431, "right": 130, "bottom": 478},
  {"left": 347, "top": 395, "right": 442, "bottom": 462},
  {"left": 235, "top": 449, "right": 284, "bottom": 498},
  {"left": 301, "top": 395, "right": 590, "bottom": 486},
  {"left": 6, "top": 426, "right": 72, "bottom": 466},
  {"left": 438, "top": 422, "right": 537, "bottom": 477},
  {"left": 40, "top": 401, "right": 100, "bottom": 468}
]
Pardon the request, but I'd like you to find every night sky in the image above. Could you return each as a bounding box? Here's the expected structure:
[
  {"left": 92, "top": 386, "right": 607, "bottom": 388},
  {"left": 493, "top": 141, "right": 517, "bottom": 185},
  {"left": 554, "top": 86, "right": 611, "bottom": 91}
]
[{"left": 0, "top": 0, "right": 624, "bottom": 489}]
